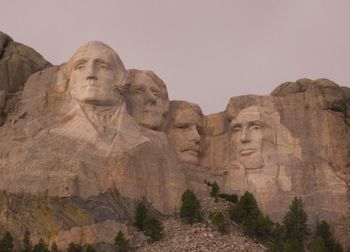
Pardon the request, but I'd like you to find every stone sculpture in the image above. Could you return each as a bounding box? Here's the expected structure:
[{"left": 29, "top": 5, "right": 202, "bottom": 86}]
[
  {"left": 0, "top": 34, "right": 349, "bottom": 249},
  {"left": 124, "top": 69, "right": 169, "bottom": 130},
  {"left": 164, "top": 101, "right": 203, "bottom": 165}
]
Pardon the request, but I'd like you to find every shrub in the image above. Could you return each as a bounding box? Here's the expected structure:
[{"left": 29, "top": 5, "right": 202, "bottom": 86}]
[
  {"left": 204, "top": 180, "right": 220, "bottom": 202},
  {"left": 114, "top": 231, "right": 129, "bottom": 252},
  {"left": 180, "top": 189, "right": 202, "bottom": 224},
  {"left": 218, "top": 193, "right": 238, "bottom": 203},
  {"left": 22, "top": 229, "right": 32, "bottom": 252},
  {"left": 134, "top": 203, "right": 147, "bottom": 231},
  {"left": 32, "top": 238, "right": 49, "bottom": 252},
  {"left": 0, "top": 231, "right": 14, "bottom": 252},
  {"left": 67, "top": 242, "right": 83, "bottom": 252},
  {"left": 50, "top": 242, "right": 59, "bottom": 252},
  {"left": 310, "top": 236, "right": 327, "bottom": 252},
  {"left": 84, "top": 244, "right": 96, "bottom": 252},
  {"left": 209, "top": 210, "right": 226, "bottom": 234},
  {"left": 143, "top": 216, "right": 164, "bottom": 241}
]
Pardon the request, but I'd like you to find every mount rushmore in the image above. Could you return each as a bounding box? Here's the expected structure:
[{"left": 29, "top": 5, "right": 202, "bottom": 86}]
[{"left": 0, "top": 31, "right": 349, "bottom": 249}]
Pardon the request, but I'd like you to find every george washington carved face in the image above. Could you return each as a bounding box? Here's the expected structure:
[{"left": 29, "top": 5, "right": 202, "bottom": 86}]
[
  {"left": 68, "top": 42, "right": 125, "bottom": 106},
  {"left": 230, "top": 106, "right": 265, "bottom": 169}
]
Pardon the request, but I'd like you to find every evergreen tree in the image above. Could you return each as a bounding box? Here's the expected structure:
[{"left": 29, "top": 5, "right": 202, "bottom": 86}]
[
  {"left": 209, "top": 210, "right": 226, "bottom": 233},
  {"left": 143, "top": 216, "right": 164, "bottom": 241},
  {"left": 32, "top": 239, "right": 49, "bottom": 252},
  {"left": 270, "top": 223, "right": 286, "bottom": 252},
  {"left": 134, "top": 202, "right": 147, "bottom": 231},
  {"left": 67, "top": 242, "right": 83, "bottom": 252},
  {"left": 284, "top": 238, "right": 304, "bottom": 252},
  {"left": 180, "top": 189, "right": 202, "bottom": 224},
  {"left": 283, "top": 197, "right": 308, "bottom": 243},
  {"left": 314, "top": 220, "right": 343, "bottom": 252},
  {"left": 114, "top": 231, "right": 129, "bottom": 252},
  {"left": 50, "top": 242, "right": 59, "bottom": 252},
  {"left": 84, "top": 244, "right": 96, "bottom": 252},
  {"left": 0, "top": 231, "right": 14, "bottom": 252},
  {"left": 228, "top": 191, "right": 272, "bottom": 238},
  {"left": 310, "top": 236, "right": 327, "bottom": 252},
  {"left": 22, "top": 229, "right": 32, "bottom": 252}
]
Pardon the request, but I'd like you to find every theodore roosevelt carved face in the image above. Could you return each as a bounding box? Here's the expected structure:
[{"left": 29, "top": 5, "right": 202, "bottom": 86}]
[
  {"left": 230, "top": 106, "right": 265, "bottom": 169},
  {"left": 125, "top": 70, "right": 169, "bottom": 130},
  {"left": 166, "top": 102, "right": 202, "bottom": 165},
  {"left": 67, "top": 41, "right": 125, "bottom": 106}
]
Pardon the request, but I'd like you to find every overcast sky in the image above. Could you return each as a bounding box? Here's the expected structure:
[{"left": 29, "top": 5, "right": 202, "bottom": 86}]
[{"left": 2, "top": 0, "right": 350, "bottom": 114}]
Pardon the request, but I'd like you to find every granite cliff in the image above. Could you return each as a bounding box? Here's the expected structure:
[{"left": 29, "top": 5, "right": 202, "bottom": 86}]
[{"left": 0, "top": 34, "right": 349, "bottom": 250}]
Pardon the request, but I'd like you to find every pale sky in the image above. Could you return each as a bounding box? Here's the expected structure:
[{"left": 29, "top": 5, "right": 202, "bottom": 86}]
[{"left": 1, "top": 0, "right": 350, "bottom": 114}]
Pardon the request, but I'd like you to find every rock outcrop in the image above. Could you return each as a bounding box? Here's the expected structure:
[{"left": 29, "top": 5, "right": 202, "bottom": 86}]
[
  {"left": 0, "top": 35, "right": 349, "bottom": 249},
  {"left": 0, "top": 31, "right": 51, "bottom": 124}
]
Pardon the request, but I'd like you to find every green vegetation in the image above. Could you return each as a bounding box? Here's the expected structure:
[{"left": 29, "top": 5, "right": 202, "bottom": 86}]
[
  {"left": 50, "top": 242, "right": 59, "bottom": 252},
  {"left": 205, "top": 180, "right": 220, "bottom": 202},
  {"left": 310, "top": 220, "right": 343, "bottom": 252},
  {"left": 205, "top": 180, "right": 238, "bottom": 203},
  {"left": 143, "top": 216, "right": 164, "bottom": 242},
  {"left": 134, "top": 202, "right": 147, "bottom": 231},
  {"left": 32, "top": 239, "right": 49, "bottom": 252},
  {"left": 209, "top": 210, "right": 226, "bottom": 233},
  {"left": 228, "top": 191, "right": 273, "bottom": 238},
  {"left": 22, "top": 229, "right": 32, "bottom": 252},
  {"left": 180, "top": 189, "right": 202, "bottom": 224},
  {"left": 0, "top": 231, "right": 14, "bottom": 252},
  {"left": 114, "top": 231, "right": 129, "bottom": 252},
  {"left": 270, "top": 197, "right": 307, "bottom": 252},
  {"left": 67, "top": 242, "right": 83, "bottom": 252}
]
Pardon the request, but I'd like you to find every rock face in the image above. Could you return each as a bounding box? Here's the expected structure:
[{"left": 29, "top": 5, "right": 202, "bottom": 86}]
[
  {"left": 0, "top": 31, "right": 51, "bottom": 124},
  {"left": 0, "top": 35, "right": 349, "bottom": 249}
]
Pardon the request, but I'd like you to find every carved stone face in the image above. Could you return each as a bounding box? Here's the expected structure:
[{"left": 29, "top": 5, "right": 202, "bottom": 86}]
[
  {"left": 68, "top": 42, "right": 124, "bottom": 106},
  {"left": 230, "top": 106, "right": 265, "bottom": 169},
  {"left": 126, "top": 72, "right": 167, "bottom": 129},
  {"left": 167, "top": 108, "right": 201, "bottom": 164}
]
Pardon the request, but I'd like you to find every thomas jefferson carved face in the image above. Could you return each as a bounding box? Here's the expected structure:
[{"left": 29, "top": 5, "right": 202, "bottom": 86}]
[
  {"left": 126, "top": 70, "right": 169, "bottom": 130},
  {"left": 167, "top": 105, "right": 202, "bottom": 165},
  {"left": 230, "top": 106, "right": 265, "bottom": 169},
  {"left": 68, "top": 42, "right": 125, "bottom": 106}
]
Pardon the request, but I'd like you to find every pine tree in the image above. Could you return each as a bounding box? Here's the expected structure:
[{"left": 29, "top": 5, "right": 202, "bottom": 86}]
[
  {"left": 50, "top": 242, "right": 59, "bottom": 252},
  {"left": 283, "top": 197, "right": 308, "bottom": 244},
  {"left": 32, "top": 238, "right": 49, "bottom": 252},
  {"left": 114, "top": 231, "right": 129, "bottom": 252},
  {"left": 67, "top": 242, "right": 83, "bottom": 252},
  {"left": 143, "top": 216, "right": 164, "bottom": 241},
  {"left": 134, "top": 202, "right": 147, "bottom": 231},
  {"left": 180, "top": 189, "right": 202, "bottom": 224},
  {"left": 22, "top": 229, "right": 32, "bottom": 252},
  {"left": 84, "top": 244, "right": 96, "bottom": 252},
  {"left": 228, "top": 191, "right": 273, "bottom": 238},
  {"left": 0, "top": 231, "right": 14, "bottom": 252},
  {"left": 315, "top": 220, "right": 343, "bottom": 252},
  {"left": 310, "top": 236, "right": 327, "bottom": 252}
]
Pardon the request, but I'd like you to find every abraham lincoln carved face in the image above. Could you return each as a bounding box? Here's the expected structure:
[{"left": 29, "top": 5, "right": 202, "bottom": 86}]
[{"left": 230, "top": 106, "right": 265, "bottom": 169}]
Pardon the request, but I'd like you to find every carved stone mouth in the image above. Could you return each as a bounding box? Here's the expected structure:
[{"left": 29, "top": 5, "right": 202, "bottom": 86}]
[{"left": 239, "top": 148, "right": 256, "bottom": 156}]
